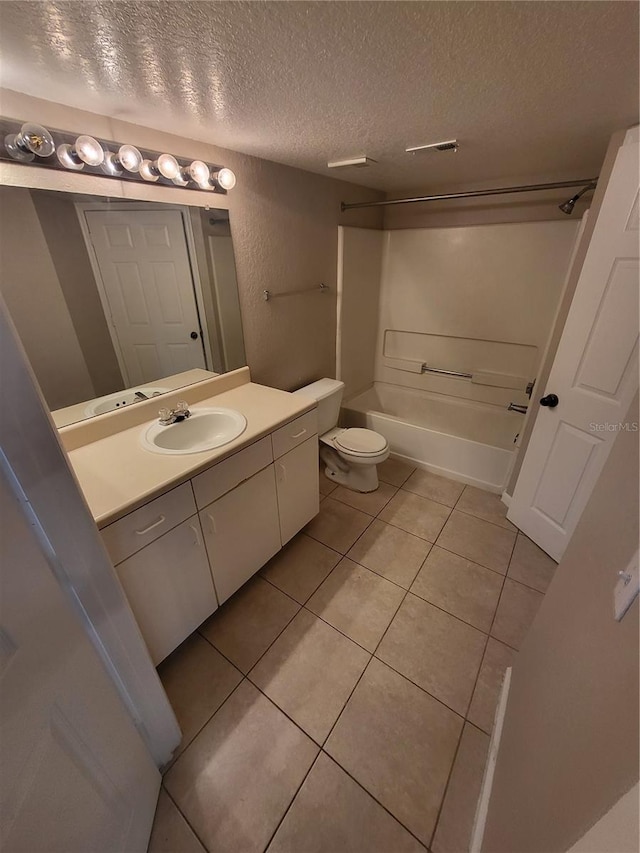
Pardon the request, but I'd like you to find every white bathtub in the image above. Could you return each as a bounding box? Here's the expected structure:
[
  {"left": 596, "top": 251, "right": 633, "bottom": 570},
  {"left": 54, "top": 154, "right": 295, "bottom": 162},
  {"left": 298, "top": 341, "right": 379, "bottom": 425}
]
[{"left": 342, "top": 383, "right": 525, "bottom": 492}]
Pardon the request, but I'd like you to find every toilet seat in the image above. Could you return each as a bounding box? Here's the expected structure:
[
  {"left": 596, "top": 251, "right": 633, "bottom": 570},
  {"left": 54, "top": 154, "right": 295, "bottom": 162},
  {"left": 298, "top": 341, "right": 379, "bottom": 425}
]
[{"left": 334, "top": 428, "right": 388, "bottom": 457}]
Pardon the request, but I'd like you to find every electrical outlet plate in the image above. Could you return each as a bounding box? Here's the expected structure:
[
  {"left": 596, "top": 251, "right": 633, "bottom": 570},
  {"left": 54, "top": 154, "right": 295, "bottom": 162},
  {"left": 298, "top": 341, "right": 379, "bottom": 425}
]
[{"left": 614, "top": 549, "right": 639, "bottom": 621}]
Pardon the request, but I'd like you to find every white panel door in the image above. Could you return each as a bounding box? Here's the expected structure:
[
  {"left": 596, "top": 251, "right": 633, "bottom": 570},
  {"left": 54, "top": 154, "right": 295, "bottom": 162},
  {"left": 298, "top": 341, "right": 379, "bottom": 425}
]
[
  {"left": 0, "top": 471, "right": 160, "bottom": 853},
  {"left": 84, "top": 209, "right": 206, "bottom": 385},
  {"left": 508, "top": 139, "right": 639, "bottom": 560},
  {"left": 201, "top": 465, "right": 281, "bottom": 604}
]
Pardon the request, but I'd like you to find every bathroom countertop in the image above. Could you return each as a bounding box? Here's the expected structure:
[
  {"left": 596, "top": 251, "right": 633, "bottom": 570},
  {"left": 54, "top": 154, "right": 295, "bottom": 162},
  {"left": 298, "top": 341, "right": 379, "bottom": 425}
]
[{"left": 63, "top": 368, "right": 315, "bottom": 529}]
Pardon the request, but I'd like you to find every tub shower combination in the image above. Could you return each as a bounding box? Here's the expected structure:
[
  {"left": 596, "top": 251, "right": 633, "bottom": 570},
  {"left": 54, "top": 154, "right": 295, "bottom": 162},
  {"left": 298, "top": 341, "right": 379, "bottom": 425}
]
[{"left": 342, "top": 381, "right": 525, "bottom": 493}]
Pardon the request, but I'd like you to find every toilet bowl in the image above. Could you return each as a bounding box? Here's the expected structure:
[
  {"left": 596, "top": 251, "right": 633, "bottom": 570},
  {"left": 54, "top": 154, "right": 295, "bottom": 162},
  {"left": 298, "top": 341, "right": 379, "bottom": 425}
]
[
  {"left": 319, "top": 426, "right": 390, "bottom": 492},
  {"left": 294, "top": 379, "right": 389, "bottom": 493}
]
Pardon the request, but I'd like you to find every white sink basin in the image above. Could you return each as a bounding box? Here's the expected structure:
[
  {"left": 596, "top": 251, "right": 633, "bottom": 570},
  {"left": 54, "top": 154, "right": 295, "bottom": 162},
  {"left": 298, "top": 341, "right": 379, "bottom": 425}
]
[
  {"left": 141, "top": 407, "right": 247, "bottom": 455},
  {"left": 85, "top": 387, "right": 169, "bottom": 416}
]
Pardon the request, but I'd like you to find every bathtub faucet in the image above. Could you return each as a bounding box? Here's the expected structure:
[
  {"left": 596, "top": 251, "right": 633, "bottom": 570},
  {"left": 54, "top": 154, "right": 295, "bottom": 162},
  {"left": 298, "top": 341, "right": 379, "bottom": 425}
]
[{"left": 507, "top": 403, "right": 528, "bottom": 414}]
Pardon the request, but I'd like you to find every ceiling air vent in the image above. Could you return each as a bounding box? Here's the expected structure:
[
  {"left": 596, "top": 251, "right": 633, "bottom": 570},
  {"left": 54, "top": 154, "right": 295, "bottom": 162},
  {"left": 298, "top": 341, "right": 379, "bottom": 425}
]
[
  {"left": 327, "top": 157, "right": 376, "bottom": 169},
  {"left": 405, "top": 139, "right": 459, "bottom": 153}
]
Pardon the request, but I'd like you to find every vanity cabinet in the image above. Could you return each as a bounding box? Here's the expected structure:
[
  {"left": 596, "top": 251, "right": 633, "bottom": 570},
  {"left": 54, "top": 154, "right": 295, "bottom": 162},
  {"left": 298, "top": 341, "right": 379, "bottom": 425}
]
[
  {"left": 114, "top": 516, "right": 217, "bottom": 665},
  {"left": 275, "top": 437, "right": 320, "bottom": 544},
  {"left": 200, "top": 465, "right": 281, "bottom": 604},
  {"left": 101, "top": 408, "right": 319, "bottom": 664}
]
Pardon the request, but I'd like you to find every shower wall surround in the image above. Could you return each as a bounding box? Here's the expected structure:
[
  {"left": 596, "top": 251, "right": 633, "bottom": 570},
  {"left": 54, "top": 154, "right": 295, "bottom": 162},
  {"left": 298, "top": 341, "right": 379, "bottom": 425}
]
[
  {"left": 338, "top": 220, "right": 580, "bottom": 487},
  {"left": 339, "top": 220, "right": 579, "bottom": 405}
]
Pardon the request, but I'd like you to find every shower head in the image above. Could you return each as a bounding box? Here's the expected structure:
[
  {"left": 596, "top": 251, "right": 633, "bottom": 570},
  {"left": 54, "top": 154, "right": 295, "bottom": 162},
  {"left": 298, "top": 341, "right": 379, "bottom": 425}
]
[{"left": 559, "top": 182, "right": 597, "bottom": 214}]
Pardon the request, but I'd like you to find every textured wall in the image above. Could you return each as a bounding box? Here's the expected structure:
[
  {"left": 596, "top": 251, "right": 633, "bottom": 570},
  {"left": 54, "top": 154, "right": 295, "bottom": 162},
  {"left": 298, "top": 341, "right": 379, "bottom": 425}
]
[
  {"left": 482, "top": 393, "right": 639, "bottom": 853},
  {"left": 218, "top": 152, "right": 383, "bottom": 390},
  {"left": 1, "top": 90, "right": 383, "bottom": 392},
  {"left": 337, "top": 226, "right": 384, "bottom": 398}
]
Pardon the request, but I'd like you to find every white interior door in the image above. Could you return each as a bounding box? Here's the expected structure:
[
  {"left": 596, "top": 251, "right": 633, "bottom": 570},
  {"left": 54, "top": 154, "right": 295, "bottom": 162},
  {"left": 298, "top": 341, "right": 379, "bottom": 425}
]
[
  {"left": 84, "top": 209, "right": 206, "bottom": 386},
  {"left": 508, "top": 137, "right": 639, "bottom": 560},
  {"left": 0, "top": 468, "right": 160, "bottom": 852}
]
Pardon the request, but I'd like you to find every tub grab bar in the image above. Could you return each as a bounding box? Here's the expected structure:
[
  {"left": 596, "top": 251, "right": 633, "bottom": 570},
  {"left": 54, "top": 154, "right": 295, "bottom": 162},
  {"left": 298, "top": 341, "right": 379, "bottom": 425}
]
[
  {"left": 422, "top": 365, "right": 473, "bottom": 379},
  {"left": 384, "top": 357, "right": 472, "bottom": 380},
  {"left": 263, "top": 283, "right": 328, "bottom": 301}
]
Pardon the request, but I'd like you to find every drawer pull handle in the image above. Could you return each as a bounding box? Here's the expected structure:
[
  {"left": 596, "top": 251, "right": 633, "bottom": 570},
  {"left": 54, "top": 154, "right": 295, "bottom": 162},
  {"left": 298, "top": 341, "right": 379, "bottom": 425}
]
[
  {"left": 189, "top": 523, "right": 201, "bottom": 549},
  {"left": 291, "top": 428, "right": 307, "bottom": 439},
  {"left": 278, "top": 462, "right": 287, "bottom": 483},
  {"left": 135, "top": 515, "right": 166, "bottom": 535},
  {"left": 206, "top": 513, "right": 217, "bottom": 535}
]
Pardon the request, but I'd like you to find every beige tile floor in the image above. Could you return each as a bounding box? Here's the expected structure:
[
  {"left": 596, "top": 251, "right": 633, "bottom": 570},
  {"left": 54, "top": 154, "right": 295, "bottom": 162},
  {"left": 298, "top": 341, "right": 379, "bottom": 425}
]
[{"left": 149, "top": 458, "right": 556, "bottom": 853}]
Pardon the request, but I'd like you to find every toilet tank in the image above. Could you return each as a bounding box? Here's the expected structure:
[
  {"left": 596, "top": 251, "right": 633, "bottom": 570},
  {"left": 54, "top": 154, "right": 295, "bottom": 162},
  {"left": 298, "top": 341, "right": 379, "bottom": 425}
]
[{"left": 294, "top": 378, "right": 345, "bottom": 435}]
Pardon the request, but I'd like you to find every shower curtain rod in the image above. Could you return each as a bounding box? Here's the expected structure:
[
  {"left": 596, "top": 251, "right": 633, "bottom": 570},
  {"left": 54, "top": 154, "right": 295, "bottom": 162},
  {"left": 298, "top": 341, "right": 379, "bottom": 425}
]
[{"left": 340, "top": 177, "right": 599, "bottom": 212}]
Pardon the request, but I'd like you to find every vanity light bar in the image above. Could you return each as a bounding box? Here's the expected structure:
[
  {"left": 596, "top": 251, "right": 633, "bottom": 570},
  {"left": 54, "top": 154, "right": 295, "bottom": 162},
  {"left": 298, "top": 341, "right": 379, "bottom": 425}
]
[{"left": 0, "top": 118, "right": 236, "bottom": 194}]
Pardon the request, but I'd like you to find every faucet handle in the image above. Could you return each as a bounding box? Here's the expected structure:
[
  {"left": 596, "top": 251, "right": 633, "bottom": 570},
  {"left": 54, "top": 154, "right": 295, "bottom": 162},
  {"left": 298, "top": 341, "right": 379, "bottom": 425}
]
[{"left": 176, "top": 400, "right": 190, "bottom": 413}]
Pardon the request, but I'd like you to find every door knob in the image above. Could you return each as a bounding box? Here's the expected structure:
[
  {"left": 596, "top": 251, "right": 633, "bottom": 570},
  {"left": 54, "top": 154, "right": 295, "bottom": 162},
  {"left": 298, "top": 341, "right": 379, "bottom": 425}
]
[
  {"left": 540, "top": 393, "right": 559, "bottom": 408},
  {"left": 190, "top": 331, "right": 198, "bottom": 340}
]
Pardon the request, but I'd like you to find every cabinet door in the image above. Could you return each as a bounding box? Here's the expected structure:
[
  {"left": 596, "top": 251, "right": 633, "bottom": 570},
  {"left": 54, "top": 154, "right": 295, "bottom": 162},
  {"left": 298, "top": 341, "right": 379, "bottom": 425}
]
[
  {"left": 116, "top": 517, "right": 217, "bottom": 665},
  {"left": 201, "top": 465, "right": 281, "bottom": 604},
  {"left": 276, "top": 436, "right": 320, "bottom": 545}
]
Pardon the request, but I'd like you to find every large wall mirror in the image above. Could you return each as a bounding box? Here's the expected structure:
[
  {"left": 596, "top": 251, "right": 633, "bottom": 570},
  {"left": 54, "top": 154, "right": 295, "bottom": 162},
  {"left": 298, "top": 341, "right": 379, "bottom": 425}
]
[{"left": 0, "top": 185, "right": 246, "bottom": 427}]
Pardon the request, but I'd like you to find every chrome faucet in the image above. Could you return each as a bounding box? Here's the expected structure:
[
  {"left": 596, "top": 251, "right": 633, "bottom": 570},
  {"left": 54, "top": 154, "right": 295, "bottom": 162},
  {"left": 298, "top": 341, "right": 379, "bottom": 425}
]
[{"left": 158, "top": 401, "right": 191, "bottom": 425}]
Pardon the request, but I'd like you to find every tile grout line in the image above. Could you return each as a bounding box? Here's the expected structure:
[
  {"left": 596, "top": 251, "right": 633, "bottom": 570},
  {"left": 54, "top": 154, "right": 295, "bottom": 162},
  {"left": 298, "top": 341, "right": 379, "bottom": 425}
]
[
  {"left": 391, "top": 478, "right": 517, "bottom": 532},
  {"left": 259, "top": 751, "right": 324, "bottom": 853},
  {"left": 164, "top": 478, "right": 523, "bottom": 849},
  {"left": 328, "top": 483, "right": 400, "bottom": 517},
  {"left": 161, "top": 783, "right": 211, "bottom": 852},
  {"left": 427, "top": 718, "right": 467, "bottom": 851},
  {"left": 162, "top": 675, "right": 248, "bottom": 776},
  {"left": 463, "top": 525, "right": 521, "bottom": 721},
  {"left": 316, "top": 749, "right": 431, "bottom": 851},
  {"left": 428, "top": 520, "right": 521, "bottom": 850}
]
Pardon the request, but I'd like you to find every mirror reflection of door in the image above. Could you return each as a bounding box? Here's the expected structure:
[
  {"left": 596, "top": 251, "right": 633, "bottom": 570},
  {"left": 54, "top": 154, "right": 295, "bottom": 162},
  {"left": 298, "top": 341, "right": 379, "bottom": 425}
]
[{"left": 81, "top": 208, "right": 207, "bottom": 386}]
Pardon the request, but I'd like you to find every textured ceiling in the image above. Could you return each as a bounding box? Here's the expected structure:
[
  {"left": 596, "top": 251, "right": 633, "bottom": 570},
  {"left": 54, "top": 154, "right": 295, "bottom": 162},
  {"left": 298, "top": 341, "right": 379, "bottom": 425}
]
[{"left": 0, "top": 1, "right": 638, "bottom": 193}]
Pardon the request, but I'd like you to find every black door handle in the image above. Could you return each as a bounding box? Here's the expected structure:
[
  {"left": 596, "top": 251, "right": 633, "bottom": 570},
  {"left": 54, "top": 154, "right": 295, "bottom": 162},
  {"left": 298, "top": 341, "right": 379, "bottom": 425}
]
[
  {"left": 190, "top": 331, "right": 199, "bottom": 340},
  {"left": 540, "top": 393, "right": 559, "bottom": 408}
]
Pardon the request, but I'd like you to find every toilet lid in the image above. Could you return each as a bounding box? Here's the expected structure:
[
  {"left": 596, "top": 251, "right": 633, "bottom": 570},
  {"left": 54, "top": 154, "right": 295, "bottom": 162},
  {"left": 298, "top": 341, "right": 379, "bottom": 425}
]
[{"left": 335, "top": 428, "right": 388, "bottom": 455}]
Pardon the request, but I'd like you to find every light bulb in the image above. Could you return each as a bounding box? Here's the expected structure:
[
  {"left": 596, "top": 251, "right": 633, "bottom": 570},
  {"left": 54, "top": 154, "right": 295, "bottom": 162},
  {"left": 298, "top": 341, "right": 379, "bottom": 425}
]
[
  {"left": 74, "top": 135, "right": 104, "bottom": 166},
  {"left": 156, "top": 153, "right": 180, "bottom": 180},
  {"left": 4, "top": 134, "right": 34, "bottom": 162},
  {"left": 139, "top": 159, "right": 159, "bottom": 182},
  {"left": 118, "top": 144, "right": 143, "bottom": 173},
  {"left": 215, "top": 168, "right": 236, "bottom": 190},
  {"left": 5, "top": 122, "right": 55, "bottom": 161},
  {"left": 188, "top": 160, "right": 210, "bottom": 186},
  {"left": 172, "top": 169, "right": 190, "bottom": 186},
  {"left": 21, "top": 122, "right": 55, "bottom": 157},
  {"left": 57, "top": 143, "right": 84, "bottom": 170},
  {"left": 101, "top": 151, "right": 124, "bottom": 176}
]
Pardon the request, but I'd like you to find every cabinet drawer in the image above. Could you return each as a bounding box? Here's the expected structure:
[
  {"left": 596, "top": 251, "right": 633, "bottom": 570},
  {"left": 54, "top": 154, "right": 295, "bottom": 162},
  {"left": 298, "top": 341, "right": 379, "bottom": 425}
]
[
  {"left": 271, "top": 410, "right": 318, "bottom": 460},
  {"left": 101, "top": 482, "right": 196, "bottom": 565},
  {"left": 200, "top": 465, "right": 281, "bottom": 604},
  {"left": 192, "top": 435, "right": 273, "bottom": 509}
]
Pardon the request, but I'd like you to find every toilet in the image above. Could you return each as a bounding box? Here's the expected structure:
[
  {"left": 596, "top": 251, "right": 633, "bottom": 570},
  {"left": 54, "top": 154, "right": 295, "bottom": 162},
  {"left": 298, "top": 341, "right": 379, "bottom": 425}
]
[{"left": 295, "top": 378, "right": 390, "bottom": 493}]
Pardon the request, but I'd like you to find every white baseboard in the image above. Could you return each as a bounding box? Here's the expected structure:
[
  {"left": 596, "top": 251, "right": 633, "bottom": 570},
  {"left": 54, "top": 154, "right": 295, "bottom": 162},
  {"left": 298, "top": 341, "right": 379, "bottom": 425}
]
[
  {"left": 501, "top": 490, "right": 512, "bottom": 507},
  {"left": 470, "top": 666, "right": 512, "bottom": 853}
]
